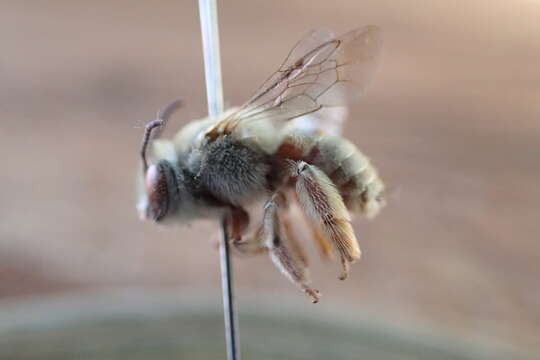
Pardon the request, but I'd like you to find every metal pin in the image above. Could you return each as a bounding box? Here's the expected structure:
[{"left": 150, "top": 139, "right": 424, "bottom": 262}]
[
  {"left": 198, "top": 1, "right": 240, "bottom": 359},
  {"left": 219, "top": 216, "right": 240, "bottom": 360}
]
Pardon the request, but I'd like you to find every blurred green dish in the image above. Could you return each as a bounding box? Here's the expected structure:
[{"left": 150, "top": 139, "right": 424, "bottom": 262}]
[{"left": 0, "top": 290, "right": 499, "bottom": 360}]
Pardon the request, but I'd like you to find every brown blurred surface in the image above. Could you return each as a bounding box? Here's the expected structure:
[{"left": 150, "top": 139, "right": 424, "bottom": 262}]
[{"left": 0, "top": 0, "right": 539, "bottom": 357}]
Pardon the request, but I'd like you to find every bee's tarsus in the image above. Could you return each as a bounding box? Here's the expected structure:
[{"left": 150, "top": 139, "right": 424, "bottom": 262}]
[
  {"left": 303, "top": 286, "right": 320, "bottom": 303},
  {"left": 262, "top": 192, "right": 319, "bottom": 302},
  {"left": 339, "top": 258, "right": 350, "bottom": 280}
]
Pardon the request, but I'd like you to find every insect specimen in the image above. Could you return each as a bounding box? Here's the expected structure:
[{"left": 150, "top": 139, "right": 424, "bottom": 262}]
[{"left": 137, "top": 26, "right": 385, "bottom": 303}]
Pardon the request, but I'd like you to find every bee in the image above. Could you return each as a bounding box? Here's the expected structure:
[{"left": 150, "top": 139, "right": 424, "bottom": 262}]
[{"left": 137, "top": 26, "right": 385, "bottom": 303}]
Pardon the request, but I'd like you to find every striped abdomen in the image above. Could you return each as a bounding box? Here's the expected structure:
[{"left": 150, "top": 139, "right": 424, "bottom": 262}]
[{"left": 275, "top": 132, "right": 385, "bottom": 218}]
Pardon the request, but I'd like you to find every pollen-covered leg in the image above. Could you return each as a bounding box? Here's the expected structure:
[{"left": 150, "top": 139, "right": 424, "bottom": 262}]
[
  {"left": 292, "top": 161, "right": 360, "bottom": 280},
  {"left": 262, "top": 192, "right": 319, "bottom": 303},
  {"left": 299, "top": 208, "right": 335, "bottom": 261}
]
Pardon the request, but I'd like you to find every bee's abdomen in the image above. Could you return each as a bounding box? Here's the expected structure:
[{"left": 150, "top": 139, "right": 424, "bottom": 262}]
[{"left": 277, "top": 133, "right": 385, "bottom": 218}]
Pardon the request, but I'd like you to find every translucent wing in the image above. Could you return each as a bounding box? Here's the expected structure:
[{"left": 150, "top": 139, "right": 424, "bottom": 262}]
[{"left": 206, "top": 26, "right": 382, "bottom": 139}]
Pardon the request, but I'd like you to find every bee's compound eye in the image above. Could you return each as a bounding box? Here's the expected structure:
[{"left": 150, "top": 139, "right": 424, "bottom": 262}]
[{"left": 145, "top": 163, "right": 170, "bottom": 221}]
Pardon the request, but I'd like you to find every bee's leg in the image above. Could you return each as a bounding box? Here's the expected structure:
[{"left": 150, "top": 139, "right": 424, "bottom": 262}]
[
  {"left": 280, "top": 210, "right": 309, "bottom": 268},
  {"left": 224, "top": 206, "right": 267, "bottom": 255},
  {"left": 285, "top": 192, "right": 334, "bottom": 261},
  {"left": 262, "top": 192, "right": 319, "bottom": 303},
  {"left": 231, "top": 199, "right": 310, "bottom": 259},
  {"left": 291, "top": 161, "right": 360, "bottom": 280},
  {"left": 296, "top": 203, "right": 335, "bottom": 261},
  {"left": 227, "top": 206, "right": 249, "bottom": 242},
  {"left": 229, "top": 226, "right": 268, "bottom": 255}
]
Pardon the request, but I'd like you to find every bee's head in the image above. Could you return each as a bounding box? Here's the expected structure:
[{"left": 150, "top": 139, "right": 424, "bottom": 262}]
[
  {"left": 137, "top": 99, "right": 184, "bottom": 222},
  {"left": 141, "top": 160, "right": 181, "bottom": 222}
]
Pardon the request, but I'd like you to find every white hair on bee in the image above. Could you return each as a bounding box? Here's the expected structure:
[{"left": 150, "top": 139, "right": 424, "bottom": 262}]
[
  {"left": 152, "top": 140, "right": 177, "bottom": 163},
  {"left": 287, "top": 106, "right": 349, "bottom": 136}
]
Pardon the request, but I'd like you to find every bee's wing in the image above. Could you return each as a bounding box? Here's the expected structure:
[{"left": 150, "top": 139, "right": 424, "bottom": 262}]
[{"left": 206, "top": 26, "right": 382, "bottom": 138}]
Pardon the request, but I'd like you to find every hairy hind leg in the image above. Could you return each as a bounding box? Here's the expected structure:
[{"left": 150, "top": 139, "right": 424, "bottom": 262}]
[
  {"left": 291, "top": 161, "right": 361, "bottom": 280},
  {"left": 262, "top": 192, "right": 319, "bottom": 303},
  {"left": 294, "top": 202, "right": 335, "bottom": 261}
]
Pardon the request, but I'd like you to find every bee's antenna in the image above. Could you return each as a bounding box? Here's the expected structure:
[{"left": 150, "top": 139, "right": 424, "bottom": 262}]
[
  {"left": 140, "top": 99, "right": 182, "bottom": 173},
  {"left": 155, "top": 99, "right": 183, "bottom": 139}
]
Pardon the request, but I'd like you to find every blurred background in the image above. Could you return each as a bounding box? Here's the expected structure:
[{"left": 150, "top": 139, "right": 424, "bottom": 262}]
[{"left": 1, "top": 0, "right": 539, "bottom": 359}]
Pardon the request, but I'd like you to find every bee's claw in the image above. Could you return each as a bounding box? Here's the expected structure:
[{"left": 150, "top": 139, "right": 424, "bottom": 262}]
[
  {"left": 303, "top": 286, "right": 320, "bottom": 303},
  {"left": 338, "top": 258, "right": 350, "bottom": 280}
]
